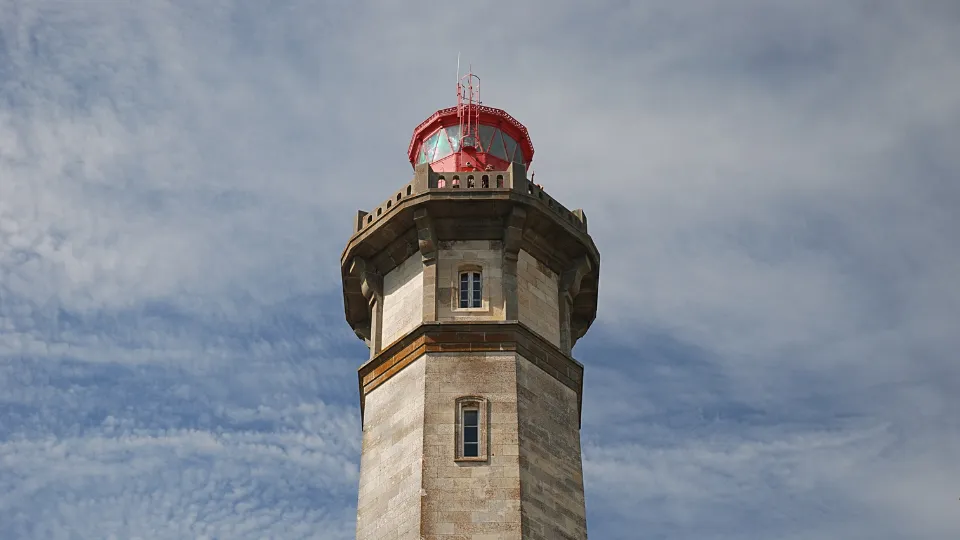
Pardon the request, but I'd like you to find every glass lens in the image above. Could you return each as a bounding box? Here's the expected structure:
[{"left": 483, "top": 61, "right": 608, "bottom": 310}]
[
  {"left": 422, "top": 132, "right": 439, "bottom": 162},
  {"left": 513, "top": 143, "right": 525, "bottom": 164},
  {"left": 489, "top": 130, "right": 508, "bottom": 160},
  {"left": 479, "top": 125, "right": 496, "bottom": 151},
  {"left": 435, "top": 128, "right": 452, "bottom": 160},
  {"left": 446, "top": 125, "right": 461, "bottom": 151},
  {"left": 503, "top": 133, "right": 518, "bottom": 162}
]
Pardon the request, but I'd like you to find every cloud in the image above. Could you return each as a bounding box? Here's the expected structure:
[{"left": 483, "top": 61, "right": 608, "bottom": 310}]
[
  {"left": 0, "top": 293, "right": 363, "bottom": 539},
  {"left": 1, "top": 0, "right": 958, "bottom": 538},
  {"left": 0, "top": 428, "right": 358, "bottom": 539}
]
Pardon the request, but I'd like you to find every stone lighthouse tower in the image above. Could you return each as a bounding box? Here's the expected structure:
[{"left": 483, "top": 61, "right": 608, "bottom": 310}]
[{"left": 341, "top": 72, "right": 600, "bottom": 539}]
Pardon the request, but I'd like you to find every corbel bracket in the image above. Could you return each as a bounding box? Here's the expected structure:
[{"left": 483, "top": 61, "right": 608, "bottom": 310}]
[
  {"left": 351, "top": 257, "right": 382, "bottom": 304},
  {"left": 413, "top": 208, "right": 438, "bottom": 264},
  {"left": 503, "top": 206, "right": 527, "bottom": 261},
  {"left": 561, "top": 256, "right": 592, "bottom": 300}
]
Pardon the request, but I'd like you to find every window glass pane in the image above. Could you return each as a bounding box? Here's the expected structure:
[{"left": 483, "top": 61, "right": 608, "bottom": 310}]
[
  {"left": 502, "top": 133, "right": 518, "bottom": 162},
  {"left": 513, "top": 143, "right": 525, "bottom": 164},
  {"left": 479, "top": 125, "right": 496, "bottom": 152},
  {"left": 488, "top": 129, "right": 508, "bottom": 160},
  {"left": 472, "top": 272, "right": 482, "bottom": 307},
  {"left": 464, "top": 443, "right": 479, "bottom": 457},
  {"left": 422, "top": 132, "right": 439, "bottom": 162},
  {"left": 435, "top": 128, "right": 452, "bottom": 160},
  {"left": 463, "top": 410, "right": 478, "bottom": 427},
  {"left": 464, "top": 426, "right": 478, "bottom": 444},
  {"left": 446, "top": 125, "right": 461, "bottom": 152}
]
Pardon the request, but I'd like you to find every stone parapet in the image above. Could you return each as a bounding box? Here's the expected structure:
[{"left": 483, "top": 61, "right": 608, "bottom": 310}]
[{"left": 341, "top": 165, "right": 600, "bottom": 354}]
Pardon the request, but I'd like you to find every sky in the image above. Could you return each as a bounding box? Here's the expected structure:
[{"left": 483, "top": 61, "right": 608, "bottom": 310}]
[{"left": 1, "top": 1, "right": 959, "bottom": 538}]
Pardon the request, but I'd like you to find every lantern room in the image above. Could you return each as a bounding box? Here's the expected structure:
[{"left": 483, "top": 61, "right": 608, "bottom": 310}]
[{"left": 407, "top": 72, "right": 534, "bottom": 173}]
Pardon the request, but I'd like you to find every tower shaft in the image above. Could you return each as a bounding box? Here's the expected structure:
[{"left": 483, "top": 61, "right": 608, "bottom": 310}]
[{"left": 344, "top": 147, "right": 598, "bottom": 539}]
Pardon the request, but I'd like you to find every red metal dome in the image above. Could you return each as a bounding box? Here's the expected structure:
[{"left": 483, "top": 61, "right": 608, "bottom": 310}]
[{"left": 407, "top": 72, "right": 534, "bottom": 172}]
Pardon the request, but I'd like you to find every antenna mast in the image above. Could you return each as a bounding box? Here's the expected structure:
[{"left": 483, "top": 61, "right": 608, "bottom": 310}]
[{"left": 456, "top": 65, "right": 481, "bottom": 170}]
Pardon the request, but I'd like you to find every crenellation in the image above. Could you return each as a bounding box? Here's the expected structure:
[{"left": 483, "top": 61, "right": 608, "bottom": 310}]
[{"left": 351, "top": 168, "right": 590, "bottom": 241}]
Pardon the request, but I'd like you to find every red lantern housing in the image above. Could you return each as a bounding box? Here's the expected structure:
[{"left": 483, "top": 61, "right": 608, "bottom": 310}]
[{"left": 407, "top": 70, "right": 534, "bottom": 173}]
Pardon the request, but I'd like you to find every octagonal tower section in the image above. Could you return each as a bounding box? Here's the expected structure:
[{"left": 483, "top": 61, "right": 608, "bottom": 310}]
[{"left": 343, "top": 107, "right": 600, "bottom": 539}]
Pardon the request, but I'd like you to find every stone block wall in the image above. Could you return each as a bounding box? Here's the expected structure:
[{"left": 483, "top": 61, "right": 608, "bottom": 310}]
[
  {"left": 437, "top": 240, "right": 505, "bottom": 322},
  {"left": 420, "top": 352, "right": 522, "bottom": 539},
  {"left": 517, "top": 249, "right": 561, "bottom": 347},
  {"left": 382, "top": 254, "right": 424, "bottom": 347},
  {"left": 356, "top": 358, "right": 426, "bottom": 540},
  {"left": 516, "top": 354, "right": 587, "bottom": 540},
  {"left": 357, "top": 337, "right": 587, "bottom": 538}
]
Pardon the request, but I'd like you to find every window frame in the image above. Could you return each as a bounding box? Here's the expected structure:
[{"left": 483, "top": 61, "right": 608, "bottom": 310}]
[
  {"left": 457, "top": 269, "right": 483, "bottom": 310},
  {"left": 454, "top": 396, "right": 489, "bottom": 462}
]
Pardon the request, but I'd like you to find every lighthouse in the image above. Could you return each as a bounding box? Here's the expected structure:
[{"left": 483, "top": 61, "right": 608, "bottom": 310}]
[{"left": 341, "top": 71, "right": 600, "bottom": 539}]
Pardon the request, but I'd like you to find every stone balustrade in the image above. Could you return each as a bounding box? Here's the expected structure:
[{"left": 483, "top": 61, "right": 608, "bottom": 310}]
[{"left": 353, "top": 164, "right": 588, "bottom": 236}]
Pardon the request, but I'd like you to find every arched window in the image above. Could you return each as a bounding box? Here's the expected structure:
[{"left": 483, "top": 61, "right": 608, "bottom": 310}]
[
  {"left": 455, "top": 396, "right": 488, "bottom": 462},
  {"left": 459, "top": 270, "right": 482, "bottom": 308}
]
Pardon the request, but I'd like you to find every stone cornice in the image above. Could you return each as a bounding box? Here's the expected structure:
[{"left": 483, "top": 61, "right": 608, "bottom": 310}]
[
  {"left": 357, "top": 321, "right": 585, "bottom": 427},
  {"left": 341, "top": 179, "right": 600, "bottom": 345}
]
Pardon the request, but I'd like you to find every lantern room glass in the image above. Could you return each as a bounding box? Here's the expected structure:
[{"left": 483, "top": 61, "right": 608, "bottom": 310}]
[{"left": 418, "top": 125, "right": 527, "bottom": 166}]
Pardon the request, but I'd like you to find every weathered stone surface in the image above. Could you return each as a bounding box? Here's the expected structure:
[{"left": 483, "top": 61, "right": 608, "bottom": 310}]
[
  {"left": 421, "top": 352, "right": 523, "bottom": 539},
  {"left": 351, "top": 242, "right": 572, "bottom": 357},
  {"left": 517, "top": 249, "right": 560, "bottom": 347},
  {"left": 357, "top": 358, "right": 426, "bottom": 540},
  {"left": 438, "top": 240, "right": 505, "bottom": 322},
  {"left": 356, "top": 322, "right": 583, "bottom": 421},
  {"left": 357, "top": 347, "right": 589, "bottom": 539},
  {"left": 347, "top": 166, "right": 598, "bottom": 539},
  {"left": 517, "top": 354, "right": 588, "bottom": 540},
  {"left": 340, "top": 167, "right": 600, "bottom": 347},
  {"left": 382, "top": 254, "right": 423, "bottom": 347}
]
